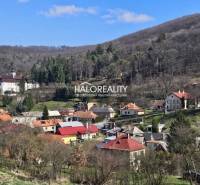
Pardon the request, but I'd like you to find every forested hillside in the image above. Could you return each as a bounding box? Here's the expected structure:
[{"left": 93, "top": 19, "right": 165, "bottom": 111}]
[{"left": 1, "top": 14, "right": 200, "bottom": 98}]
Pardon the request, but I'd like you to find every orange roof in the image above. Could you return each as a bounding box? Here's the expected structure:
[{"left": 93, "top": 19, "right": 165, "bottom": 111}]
[
  {"left": 73, "top": 111, "right": 97, "bottom": 119},
  {"left": 32, "top": 119, "right": 61, "bottom": 128},
  {"left": 121, "top": 103, "right": 144, "bottom": 112},
  {"left": 0, "top": 113, "right": 12, "bottom": 122},
  {"left": 173, "top": 90, "right": 192, "bottom": 100}
]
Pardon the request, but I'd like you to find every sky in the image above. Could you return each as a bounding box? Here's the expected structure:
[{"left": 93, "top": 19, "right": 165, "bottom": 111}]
[{"left": 0, "top": 0, "right": 200, "bottom": 46}]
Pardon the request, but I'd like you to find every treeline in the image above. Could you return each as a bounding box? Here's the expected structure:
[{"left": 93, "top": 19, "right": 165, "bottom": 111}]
[
  {"left": 31, "top": 30, "right": 200, "bottom": 87},
  {"left": 30, "top": 43, "right": 125, "bottom": 84}
]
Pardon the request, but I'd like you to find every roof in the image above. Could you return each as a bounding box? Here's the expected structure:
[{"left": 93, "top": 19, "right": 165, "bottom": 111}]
[
  {"left": 73, "top": 111, "right": 97, "bottom": 119},
  {"left": 48, "top": 111, "right": 61, "bottom": 117},
  {"left": 59, "top": 109, "right": 75, "bottom": 116},
  {"left": 57, "top": 125, "right": 98, "bottom": 136},
  {"left": 22, "top": 111, "right": 42, "bottom": 117},
  {"left": 100, "top": 136, "right": 145, "bottom": 152},
  {"left": 90, "top": 105, "right": 115, "bottom": 113},
  {"left": 32, "top": 119, "right": 61, "bottom": 128},
  {"left": 0, "top": 73, "right": 22, "bottom": 83},
  {"left": 146, "top": 141, "right": 168, "bottom": 152},
  {"left": 144, "top": 133, "right": 164, "bottom": 142},
  {"left": 59, "top": 121, "right": 84, "bottom": 128},
  {"left": 121, "top": 103, "right": 144, "bottom": 112},
  {"left": 0, "top": 113, "right": 12, "bottom": 122},
  {"left": 172, "top": 90, "right": 192, "bottom": 100}
]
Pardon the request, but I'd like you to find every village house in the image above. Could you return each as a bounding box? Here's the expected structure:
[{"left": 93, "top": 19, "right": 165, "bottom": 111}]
[
  {"left": 57, "top": 121, "right": 84, "bottom": 128},
  {"left": 89, "top": 104, "right": 116, "bottom": 118},
  {"left": 165, "top": 90, "right": 192, "bottom": 113},
  {"left": 12, "top": 116, "right": 37, "bottom": 127},
  {"left": 57, "top": 124, "right": 98, "bottom": 143},
  {"left": 73, "top": 111, "right": 97, "bottom": 123},
  {"left": 97, "top": 134, "right": 145, "bottom": 166},
  {"left": 120, "top": 103, "right": 144, "bottom": 116},
  {"left": 0, "top": 72, "right": 39, "bottom": 96},
  {"left": 150, "top": 100, "right": 165, "bottom": 111},
  {"left": 22, "top": 110, "right": 61, "bottom": 120},
  {"left": 123, "top": 126, "right": 145, "bottom": 144},
  {"left": 146, "top": 140, "right": 168, "bottom": 152},
  {"left": 32, "top": 119, "right": 61, "bottom": 133},
  {"left": 0, "top": 113, "right": 12, "bottom": 122}
]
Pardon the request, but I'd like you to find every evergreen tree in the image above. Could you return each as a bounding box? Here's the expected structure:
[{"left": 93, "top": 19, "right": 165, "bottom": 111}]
[
  {"left": 42, "top": 105, "right": 49, "bottom": 120},
  {"left": 23, "top": 94, "right": 34, "bottom": 111}
]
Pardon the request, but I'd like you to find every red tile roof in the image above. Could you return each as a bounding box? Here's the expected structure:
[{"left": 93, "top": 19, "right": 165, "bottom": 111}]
[
  {"left": 101, "top": 136, "right": 145, "bottom": 152},
  {"left": 121, "top": 103, "right": 144, "bottom": 112},
  {"left": 173, "top": 90, "right": 192, "bottom": 100},
  {"left": 57, "top": 125, "right": 98, "bottom": 136},
  {"left": 0, "top": 113, "right": 12, "bottom": 122},
  {"left": 32, "top": 119, "right": 61, "bottom": 128},
  {"left": 73, "top": 111, "right": 97, "bottom": 119}
]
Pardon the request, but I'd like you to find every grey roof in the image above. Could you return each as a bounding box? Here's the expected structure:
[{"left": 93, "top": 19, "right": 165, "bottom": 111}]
[
  {"left": 144, "top": 132, "right": 164, "bottom": 141},
  {"left": 90, "top": 106, "right": 115, "bottom": 113},
  {"left": 59, "top": 121, "right": 84, "bottom": 128}
]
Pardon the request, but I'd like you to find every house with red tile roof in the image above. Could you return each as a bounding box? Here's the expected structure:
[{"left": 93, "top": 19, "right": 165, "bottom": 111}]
[
  {"left": 165, "top": 90, "right": 193, "bottom": 113},
  {"left": 0, "top": 113, "right": 12, "bottom": 122},
  {"left": 98, "top": 134, "right": 145, "bottom": 166},
  {"left": 120, "top": 103, "right": 144, "bottom": 116},
  {"left": 57, "top": 124, "right": 98, "bottom": 141}
]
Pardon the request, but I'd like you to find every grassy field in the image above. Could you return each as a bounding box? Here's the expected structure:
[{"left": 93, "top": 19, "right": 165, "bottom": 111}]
[
  {"left": 165, "top": 176, "right": 190, "bottom": 185},
  {"left": 0, "top": 168, "right": 74, "bottom": 185},
  {"left": 32, "top": 101, "right": 75, "bottom": 111}
]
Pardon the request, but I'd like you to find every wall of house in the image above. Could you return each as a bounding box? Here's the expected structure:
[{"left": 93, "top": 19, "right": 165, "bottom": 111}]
[
  {"left": 62, "top": 136, "right": 77, "bottom": 144},
  {"left": 25, "top": 82, "right": 40, "bottom": 91},
  {"left": 0, "top": 82, "right": 20, "bottom": 95},
  {"left": 80, "top": 133, "right": 97, "bottom": 140},
  {"left": 165, "top": 94, "right": 182, "bottom": 113},
  {"left": 120, "top": 109, "right": 136, "bottom": 116},
  {"left": 42, "top": 126, "right": 56, "bottom": 133}
]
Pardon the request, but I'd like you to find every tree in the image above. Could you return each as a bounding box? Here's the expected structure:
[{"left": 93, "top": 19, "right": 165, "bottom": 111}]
[
  {"left": 2, "top": 96, "right": 13, "bottom": 107},
  {"left": 152, "top": 116, "right": 160, "bottom": 133},
  {"left": 42, "top": 105, "right": 49, "bottom": 120},
  {"left": 23, "top": 94, "right": 34, "bottom": 111},
  {"left": 168, "top": 112, "right": 199, "bottom": 185}
]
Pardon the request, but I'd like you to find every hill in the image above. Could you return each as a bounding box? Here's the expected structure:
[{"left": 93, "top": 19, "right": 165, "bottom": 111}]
[{"left": 1, "top": 13, "right": 200, "bottom": 99}]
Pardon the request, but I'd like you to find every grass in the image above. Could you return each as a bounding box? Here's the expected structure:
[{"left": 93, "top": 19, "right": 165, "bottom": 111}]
[
  {"left": 32, "top": 101, "right": 75, "bottom": 111},
  {"left": 165, "top": 176, "right": 190, "bottom": 185},
  {"left": 0, "top": 168, "right": 74, "bottom": 185}
]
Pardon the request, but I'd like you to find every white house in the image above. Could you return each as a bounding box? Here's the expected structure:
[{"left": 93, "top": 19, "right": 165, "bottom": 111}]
[
  {"left": 165, "top": 90, "right": 192, "bottom": 114},
  {"left": 0, "top": 72, "right": 39, "bottom": 96},
  {"left": 120, "top": 103, "right": 144, "bottom": 116},
  {"left": 89, "top": 105, "right": 116, "bottom": 118}
]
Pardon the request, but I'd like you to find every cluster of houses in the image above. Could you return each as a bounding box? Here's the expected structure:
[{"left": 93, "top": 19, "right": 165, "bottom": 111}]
[{"left": 0, "top": 88, "right": 199, "bottom": 165}]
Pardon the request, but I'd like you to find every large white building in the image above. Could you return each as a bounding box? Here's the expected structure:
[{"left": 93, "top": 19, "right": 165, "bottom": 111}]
[
  {"left": 165, "top": 90, "right": 192, "bottom": 113},
  {"left": 0, "top": 72, "right": 39, "bottom": 96}
]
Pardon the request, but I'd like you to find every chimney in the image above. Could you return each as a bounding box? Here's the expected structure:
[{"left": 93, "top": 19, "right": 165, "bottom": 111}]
[
  {"left": 178, "top": 90, "right": 181, "bottom": 93},
  {"left": 86, "top": 122, "right": 89, "bottom": 129},
  {"left": 12, "top": 72, "right": 16, "bottom": 78}
]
